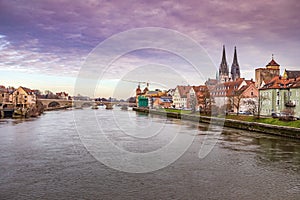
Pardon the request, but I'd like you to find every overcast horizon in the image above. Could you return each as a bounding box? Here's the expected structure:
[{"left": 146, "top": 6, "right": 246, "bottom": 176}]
[{"left": 1, "top": 0, "right": 299, "bottom": 98}]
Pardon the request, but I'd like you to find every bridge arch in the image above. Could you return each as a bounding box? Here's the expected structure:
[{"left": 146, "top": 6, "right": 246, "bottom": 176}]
[
  {"left": 82, "top": 102, "right": 93, "bottom": 107},
  {"left": 48, "top": 101, "right": 60, "bottom": 107}
]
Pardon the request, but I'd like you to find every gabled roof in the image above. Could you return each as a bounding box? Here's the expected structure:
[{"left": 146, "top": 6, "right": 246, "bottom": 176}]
[
  {"left": 19, "top": 86, "right": 34, "bottom": 94},
  {"left": 176, "top": 85, "right": 192, "bottom": 98},
  {"left": 167, "top": 88, "right": 175, "bottom": 93},
  {"left": 236, "top": 85, "right": 248, "bottom": 94}
]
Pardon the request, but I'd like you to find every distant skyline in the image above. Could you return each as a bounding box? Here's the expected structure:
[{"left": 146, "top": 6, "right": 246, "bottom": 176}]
[{"left": 0, "top": 0, "right": 299, "bottom": 98}]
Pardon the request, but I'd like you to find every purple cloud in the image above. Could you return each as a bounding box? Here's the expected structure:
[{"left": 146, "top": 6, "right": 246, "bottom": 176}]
[{"left": 0, "top": 0, "right": 299, "bottom": 82}]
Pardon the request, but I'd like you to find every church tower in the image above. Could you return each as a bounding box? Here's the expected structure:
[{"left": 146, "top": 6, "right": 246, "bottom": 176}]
[
  {"left": 231, "top": 46, "right": 241, "bottom": 81},
  {"left": 219, "top": 45, "right": 229, "bottom": 83}
]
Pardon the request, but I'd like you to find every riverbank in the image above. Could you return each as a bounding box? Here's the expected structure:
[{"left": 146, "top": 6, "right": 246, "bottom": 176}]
[
  {"left": 133, "top": 107, "right": 300, "bottom": 139},
  {"left": 44, "top": 105, "right": 71, "bottom": 111}
]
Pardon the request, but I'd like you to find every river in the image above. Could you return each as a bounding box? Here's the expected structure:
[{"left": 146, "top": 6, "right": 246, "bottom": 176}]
[{"left": 0, "top": 107, "right": 299, "bottom": 199}]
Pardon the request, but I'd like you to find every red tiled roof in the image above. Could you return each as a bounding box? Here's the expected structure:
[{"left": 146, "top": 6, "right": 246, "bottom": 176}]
[
  {"left": 245, "top": 79, "right": 255, "bottom": 85},
  {"left": 211, "top": 79, "right": 249, "bottom": 97},
  {"left": 192, "top": 85, "right": 207, "bottom": 92},
  {"left": 193, "top": 85, "right": 209, "bottom": 99},
  {"left": 290, "top": 77, "right": 300, "bottom": 88},
  {"left": 238, "top": 85, "right": 248, "bottom": 93},
  {"left": 266, "top": 59, "right": 280, "bottom": 66},
  {"left": 260, "top": 76, "right": 293, "bottom": 90},
  {"left": 176, "top": 85, "right": 192, "bottom": 98}
]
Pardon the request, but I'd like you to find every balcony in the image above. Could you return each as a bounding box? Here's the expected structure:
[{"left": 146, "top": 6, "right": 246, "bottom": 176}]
[{"left": 285, "top": 101, "right": 296, "bottom": 107}]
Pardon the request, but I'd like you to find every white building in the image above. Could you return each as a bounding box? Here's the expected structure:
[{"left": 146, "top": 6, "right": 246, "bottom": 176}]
[{"left": 172, "top": 86, "right": 192, "bottom": 109}]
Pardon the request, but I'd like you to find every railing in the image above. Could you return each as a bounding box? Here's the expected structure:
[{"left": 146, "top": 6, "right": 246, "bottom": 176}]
[{"left": 285, "top": 101, "right": 296, "bottom": 107}]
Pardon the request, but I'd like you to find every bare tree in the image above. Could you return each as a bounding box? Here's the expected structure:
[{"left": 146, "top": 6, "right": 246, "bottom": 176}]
[
  {"left": 198, "top": 88, "right": 214, "bottom": 115},
  {"left": 228, "top": 91, "right": 244, "bottom": 115},
  {"left": 189, "top": 94, "right": 197, "bottom": 113},
  {"left": 257, "top": 93, "right": 268, "bottom": 119},
  {"left": 243, "top": 99, "right": 257, "bottom": 115}
]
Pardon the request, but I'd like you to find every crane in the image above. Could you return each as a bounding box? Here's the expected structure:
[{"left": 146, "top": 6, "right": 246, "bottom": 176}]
[{"left": 122, "top": 79, "right": 149, "bottom": 87}]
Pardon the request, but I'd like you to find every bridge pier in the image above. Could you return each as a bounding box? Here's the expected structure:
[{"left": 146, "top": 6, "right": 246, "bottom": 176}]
[
  {"left": 39, "top": 99, "right": 136, "bottom": 110},
  {"left": 105, "top": 103, "right": 113, "bottom": 109}
]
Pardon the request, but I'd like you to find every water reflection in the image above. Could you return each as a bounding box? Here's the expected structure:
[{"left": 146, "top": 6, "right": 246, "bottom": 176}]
[
  {"left": 1, "top": 109, "right": 300, "bottom": 199},
  {"left": 220, "top": 128, "right": 300, "bottom": 172},
  {"left": 139, "top": 113, "right": 300, "bottom": 171},
  {"left": 186, "top": 123, "right": 209, "bottom": 132},
  {"left": 136, "top": 112, "right": 149, "bottom": 117}
]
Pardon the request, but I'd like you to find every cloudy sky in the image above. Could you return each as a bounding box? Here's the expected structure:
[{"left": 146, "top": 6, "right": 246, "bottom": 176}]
[{"left": 0, "top": 0, "right": 299, "bottom": 98}]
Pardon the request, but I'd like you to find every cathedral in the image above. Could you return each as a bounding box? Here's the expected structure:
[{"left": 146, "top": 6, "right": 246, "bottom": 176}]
[{"left": 218, "top": 45, "right": 241, "bottom": 83}]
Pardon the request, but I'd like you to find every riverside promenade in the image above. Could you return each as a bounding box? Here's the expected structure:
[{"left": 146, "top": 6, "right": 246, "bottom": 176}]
[{"left": 133, "top": 107, "right": 300, "bottom": 139}]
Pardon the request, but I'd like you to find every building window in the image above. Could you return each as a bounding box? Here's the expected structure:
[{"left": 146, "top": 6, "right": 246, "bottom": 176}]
[
  {"left": 277, "top": 100, "right": 280, "bottom": 105},
  {"left": 251, "top": 92, "right": 254, "bottom": 96},
  {"left": 277, "top": 91, "right": 279, "bottom": 96}
]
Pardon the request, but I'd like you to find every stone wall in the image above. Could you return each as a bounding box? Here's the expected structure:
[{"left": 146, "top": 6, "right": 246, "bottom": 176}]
[{"left": 133, "top": 107, "right": 300, "bottom": 139}]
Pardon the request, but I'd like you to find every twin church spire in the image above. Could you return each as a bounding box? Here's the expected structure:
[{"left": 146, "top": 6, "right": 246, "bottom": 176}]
[{"left": 219, "top": 45, "right": 240, "bottom": 83}]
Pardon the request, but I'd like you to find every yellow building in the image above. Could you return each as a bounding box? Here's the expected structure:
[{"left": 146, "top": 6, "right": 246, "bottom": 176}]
[{"left": 12, "top": 86, "right": 37, "bottom": 108}]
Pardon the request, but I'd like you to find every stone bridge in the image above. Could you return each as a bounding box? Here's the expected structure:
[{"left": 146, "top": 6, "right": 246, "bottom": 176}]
[
  {"left": 38, "top": 99, "right": 72, "bottom": 109},
  {"left": 38, "top": 99, "right": 136, "bottom": 110}
]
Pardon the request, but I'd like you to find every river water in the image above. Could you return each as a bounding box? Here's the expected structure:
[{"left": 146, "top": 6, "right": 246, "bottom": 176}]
[{"left": 0, "top": 107, "right": 299, "bottom": 199}]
